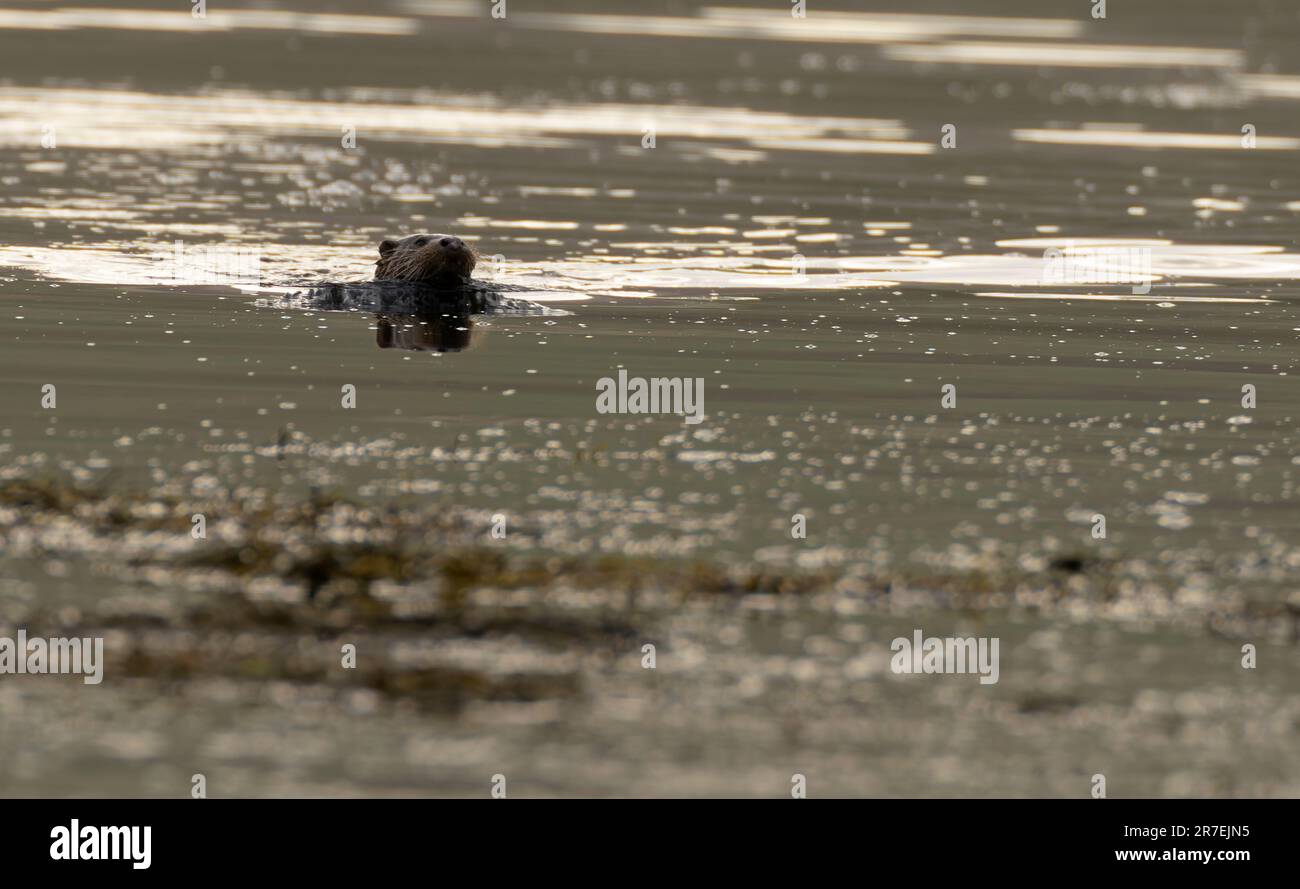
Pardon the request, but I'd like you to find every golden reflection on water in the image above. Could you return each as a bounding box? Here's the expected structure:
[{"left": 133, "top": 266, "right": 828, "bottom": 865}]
[
  {"left": 0, "top": 87, "right": 926, "bottom": 156},
  {"left": 0, "top": 8, "right": 419, "bottom": 35},
  {"left": 1, "top": 4, "right": 1090, "bottom": 46},
  {"left": 696, "top": 8, "right": 1083, "bottom": 39},
  {"left": 509, "top": 8, "right": 1082, "bottom": 45},
  {"left": 1239, "top": 74, "right": 1300, "bottom": 100},
  {"left": 6, "top": 236, "right": 1300, "bottom": 305},
  {"left": 1014, "top": 128, "right": 1300, "bottom": 150},
  {"left": 0, "top": 42, "right": 1297, "bottom": 306},
  {"left": 884, "top": 41, "right": 1243, "bottom": 69},
  {"left": 973, "top": 292, "right": 1273, "bottom": 304}
]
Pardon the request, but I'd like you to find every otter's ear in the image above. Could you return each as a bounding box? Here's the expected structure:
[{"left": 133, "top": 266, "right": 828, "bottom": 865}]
[{"left": 378, "top": 238, "right": 398, "bottom": 258}]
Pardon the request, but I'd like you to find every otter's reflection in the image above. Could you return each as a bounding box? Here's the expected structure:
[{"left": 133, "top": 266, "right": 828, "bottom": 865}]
[
  {"left": 373, "top": 305, "right": 477, "bottom": 352},
  {"left": 288, "top": 281, "right": 554, "bottom": 353}
]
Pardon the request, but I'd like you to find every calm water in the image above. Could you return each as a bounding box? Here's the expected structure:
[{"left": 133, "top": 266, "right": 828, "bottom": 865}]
[{"left": 1, "top": 0, "right": 1298, "bottom": 797}]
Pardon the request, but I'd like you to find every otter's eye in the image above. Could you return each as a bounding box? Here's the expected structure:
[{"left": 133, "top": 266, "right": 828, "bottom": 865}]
[{"left": 414, "top": 237, "right": 429, "bottom": 247}]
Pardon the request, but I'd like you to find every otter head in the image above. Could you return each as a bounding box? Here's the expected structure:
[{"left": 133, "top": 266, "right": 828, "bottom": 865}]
[{"left": 374, "top": 233, "right": 477, "bottom": 286}]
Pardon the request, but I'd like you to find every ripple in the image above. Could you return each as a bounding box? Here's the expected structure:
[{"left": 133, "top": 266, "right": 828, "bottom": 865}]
[
  {"left": 1013, "top": 127, "right": 1299, "bottom": 150},
  {"left": 886, "top": 41, "right": 1243, "bottom": 69},
  {"left": 510, "top": 8, "right": 1083, "bottom": 44},
  {"left": 0, "top": 8, "right": 419, "bottom": 35},
  {"left": 0, "top": 86, "right": 927, "bottom": 156}
]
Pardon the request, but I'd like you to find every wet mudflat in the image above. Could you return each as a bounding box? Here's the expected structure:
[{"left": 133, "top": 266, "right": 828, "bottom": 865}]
[{"left": 0, "top": 0, "right": 1298, "bottom": 796}]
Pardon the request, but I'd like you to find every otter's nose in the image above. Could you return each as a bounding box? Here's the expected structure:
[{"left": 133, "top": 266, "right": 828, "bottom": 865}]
[{"left": 439, "top": 236, "right": 466, "bottom": 251}]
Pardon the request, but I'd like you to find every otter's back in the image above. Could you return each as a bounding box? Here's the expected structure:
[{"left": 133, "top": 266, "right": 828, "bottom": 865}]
[{"left": 297, "top": 280, "right": 552, "bottom": 315}]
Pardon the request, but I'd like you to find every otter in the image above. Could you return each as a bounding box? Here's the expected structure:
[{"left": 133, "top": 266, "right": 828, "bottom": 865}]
[
  {"left": 375, "top": 233, "right": 477, "bottom": 286},
  {"left": 279, "top": 234, "right": 561, "bottom": 351},
  {"left": 353, "top": 233, "right": 554, "bottom": 314}
]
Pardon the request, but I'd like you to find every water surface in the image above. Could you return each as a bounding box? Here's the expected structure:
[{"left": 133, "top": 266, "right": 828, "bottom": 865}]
[{"left": 1, "top": 0, "right": 1298, "bottom": 797}]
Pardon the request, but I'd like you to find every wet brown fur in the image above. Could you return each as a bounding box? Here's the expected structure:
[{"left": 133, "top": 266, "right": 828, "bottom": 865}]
[{"left": 374, "top": 233, "right": 477, "bottom": 286}]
